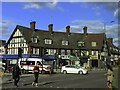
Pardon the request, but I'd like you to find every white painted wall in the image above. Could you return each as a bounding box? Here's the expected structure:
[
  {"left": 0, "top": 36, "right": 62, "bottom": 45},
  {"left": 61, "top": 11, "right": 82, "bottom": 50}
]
[{"left": 7, "top": 29, "right": 28, "bottom": 54}]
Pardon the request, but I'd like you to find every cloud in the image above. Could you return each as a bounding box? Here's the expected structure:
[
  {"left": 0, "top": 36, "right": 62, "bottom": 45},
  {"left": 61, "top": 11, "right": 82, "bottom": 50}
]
[
  {"left": 71, "top": 20, "right": 119, "bottom": 46},
  {"left": 24, "top": 3, "right": 42, "bottom": 9},
  {"left": 24, "top": 0, "right": 58, "bottom": 9},
  {"left": 96, "top": 12, "right": 101, "bottom": 16},
  {"left": 89, "top": 2, "right": 119, "bottom": 20},
  {"left": 2, "top": 0, "right": 58, "bottom": 2},
  {"left": 0, "top": 20, "right": 16, "bottom": 40}
]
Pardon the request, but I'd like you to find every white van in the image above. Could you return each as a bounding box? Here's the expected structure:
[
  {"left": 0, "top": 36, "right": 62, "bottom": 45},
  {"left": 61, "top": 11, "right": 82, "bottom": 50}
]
[{"left": 18, "top": 58, "right": 51, "bottom": 74}]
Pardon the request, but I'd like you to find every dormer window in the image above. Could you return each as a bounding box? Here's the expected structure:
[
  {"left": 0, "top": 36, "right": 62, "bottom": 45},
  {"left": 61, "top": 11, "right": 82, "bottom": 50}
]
[
  {"left": 45, "top": 39, "right": 52, "bottom": 44},
  {"left": 91, "top": 42, "right": 97, "bottom": 47},
  {"left": 78, "top": 41, "right": 85, "bottom": 47},
  {"left": 62, "top": 40, "right": 68, "bottom": 45},
  {"left": 31, "top": 37, "right": 37, "bottom": 43}
]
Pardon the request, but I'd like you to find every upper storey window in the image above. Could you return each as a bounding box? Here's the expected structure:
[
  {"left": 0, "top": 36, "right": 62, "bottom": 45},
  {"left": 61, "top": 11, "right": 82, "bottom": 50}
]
[
  {"left": 45, "top": 39, "right": 52, "bottom": 44},
  {"left": 62, "top": 40, "right": 68, "bottom": 45},
  {"left": 31, "top": 37, "right": 38, "bottom": 43},
  {"left": 78, "top": 41, "right": 85, "bottom": 47},
  {"left": 91, "top": 42, "right": 97, "bottom": 47}
]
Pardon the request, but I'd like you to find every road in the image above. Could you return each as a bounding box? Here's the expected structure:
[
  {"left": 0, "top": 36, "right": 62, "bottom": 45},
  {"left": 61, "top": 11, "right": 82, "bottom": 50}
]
[{"left": 2, "top": 70, "right": 108, "bottom": 89}]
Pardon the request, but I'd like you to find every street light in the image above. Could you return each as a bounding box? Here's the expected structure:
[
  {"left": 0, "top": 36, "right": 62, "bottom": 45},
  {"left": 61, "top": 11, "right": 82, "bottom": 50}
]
[
  {"left": 103, "top": 21, "right": 115, "bottom": 33},
  {"left": 103, "top": 21, "right": 115, "bottom": 64}
]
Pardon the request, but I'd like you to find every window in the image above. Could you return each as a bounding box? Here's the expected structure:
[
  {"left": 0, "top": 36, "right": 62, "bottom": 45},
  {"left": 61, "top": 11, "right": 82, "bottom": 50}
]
[
  {"left": 13, "top": 39, "right": 15, "bottom": 43},
  {"left": 31, "top": 37, "right": 37, "bottom": 43},
  {"left": 33, "top": 48, "right": 39, "bottom": 54},
  {"left": 50, "top": 49, "right": 54, "bottom": 55},
  {"left": 0, "top": 49, "right": 2, "bottom": 52},
  {"left": 45, "top": 39, "right": 52, "bottom": 44},
  {"left": 62, "top": 40, "right": 68, "bottom": 45},
  {"left": 91, "top": 42, "right": 97, "bottom": 47},
  {"left": 78, "top": 42, "right": 85, "bottom": 47},
  {"left": 66, "top": 50, "right": 71, "bottom": 55},
  {"left": 92, "top": 51, "right": 98, "bottom": 55},
  {"left": 82, "top": 50, "right": 87, "bottom": 56},
  {"left": 37, "top": 61, "right": 42, "bottom": 65},
  {"left": 110, "top": 47, "right": 112, "bottom": 50},
  {"left": 66, "top": 66, "right": 71, "bottom": 68},
  {"left": 11, "top": 39, "right": 15, "bottom": 43},
  {"left": 21, "top": 38, "right": 24, "bottom": 42},
  {"left": 61, "top": 49, "right": 65, "bottom": 55}
]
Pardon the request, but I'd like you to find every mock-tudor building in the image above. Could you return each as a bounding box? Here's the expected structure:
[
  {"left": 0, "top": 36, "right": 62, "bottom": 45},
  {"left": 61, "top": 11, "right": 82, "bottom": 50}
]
[{"left": 4, "top": 21, "right": 120, "bottom": 68}]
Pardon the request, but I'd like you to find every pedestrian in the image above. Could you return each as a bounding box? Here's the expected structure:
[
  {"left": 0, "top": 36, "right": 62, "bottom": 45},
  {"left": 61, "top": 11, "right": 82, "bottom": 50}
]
[
  {"left": 32, "top": 63, "right": 40, "bottom": 87},
  {"left": 12, "top": 63, "right": 21, "bottom": 87},
  {"left": 105, "top": 64, "right": 114, "bottom": 90}
]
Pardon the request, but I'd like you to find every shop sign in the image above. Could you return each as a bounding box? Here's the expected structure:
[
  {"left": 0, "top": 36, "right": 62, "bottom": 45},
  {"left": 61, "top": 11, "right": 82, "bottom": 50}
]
[{"left": 90, "top": 55, "right": 98, "bottom": 60}]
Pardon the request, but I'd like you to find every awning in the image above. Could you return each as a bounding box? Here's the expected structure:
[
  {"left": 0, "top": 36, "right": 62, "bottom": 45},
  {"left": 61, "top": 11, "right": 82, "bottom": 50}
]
[
  {"left": 42, "top": 55, "right": 56, "bottom": 60},
  {"left": 0, "top": 54, "right": 41, "bottom": 59}
]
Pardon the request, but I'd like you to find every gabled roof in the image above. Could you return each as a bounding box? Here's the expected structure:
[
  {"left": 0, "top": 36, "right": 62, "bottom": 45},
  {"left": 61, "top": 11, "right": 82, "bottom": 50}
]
[
  {"left": 6, "top": 24, "right": 105, "bottom": 50},
  {"left": 31, "top": 30, "right": 105, "bottom": 50},
  {"left": 5, "top": 25, "right": 33, "bottom": 47}
]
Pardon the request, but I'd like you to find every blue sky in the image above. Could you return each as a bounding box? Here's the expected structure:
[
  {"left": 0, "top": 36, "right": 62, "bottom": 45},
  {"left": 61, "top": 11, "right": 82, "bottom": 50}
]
[{"left": 1, "top": 1, "right": 120, "bottom": 46}]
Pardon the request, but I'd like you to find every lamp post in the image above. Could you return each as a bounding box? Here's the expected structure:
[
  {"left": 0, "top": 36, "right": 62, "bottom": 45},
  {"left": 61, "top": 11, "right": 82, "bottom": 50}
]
[
  {"left": 103, "top": 21, "right": 115, "bottom": 64},
  {"left": 103, "top": 21, "right": 115, "bottom": 34}
]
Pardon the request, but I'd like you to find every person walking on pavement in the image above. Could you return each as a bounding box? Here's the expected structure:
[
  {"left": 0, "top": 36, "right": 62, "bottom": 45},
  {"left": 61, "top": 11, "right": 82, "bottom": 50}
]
[
  {"left": 105, "top": 64, "right": 114, "bottom": 90},
  {"left": 12, "top": 63, "right": 21, "bottom": 87},
  {"left": 32, "top": 63, "right": 40, "bottom": 87}
]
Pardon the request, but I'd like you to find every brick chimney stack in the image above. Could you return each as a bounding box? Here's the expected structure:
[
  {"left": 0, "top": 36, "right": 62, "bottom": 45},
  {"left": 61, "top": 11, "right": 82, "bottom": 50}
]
[
  {"left": 83, "top": 26, "right": 87, "bottom": 35},
  {"left": 30, "top": 21, "right": 36, "bottom": 31},
  {"left": 48, "top": 24, "right": 53, "bottom": 34},
  {"left": 107, "top": 38, "right": 113, "bottom": 44},
  {"left": 66, "top": 26, "right": 70, "bottom": 35}
]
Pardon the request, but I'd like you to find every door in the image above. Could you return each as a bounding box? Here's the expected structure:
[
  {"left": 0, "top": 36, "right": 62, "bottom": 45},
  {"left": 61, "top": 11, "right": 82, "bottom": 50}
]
[{"left": 92, "top": 60, "right": 98, "bottom": 67}]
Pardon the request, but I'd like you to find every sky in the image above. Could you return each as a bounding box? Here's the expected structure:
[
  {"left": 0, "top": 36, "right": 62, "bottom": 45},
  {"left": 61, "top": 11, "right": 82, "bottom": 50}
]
[{"left": 1, "top": 0, "right": 120, "bottom": 47}]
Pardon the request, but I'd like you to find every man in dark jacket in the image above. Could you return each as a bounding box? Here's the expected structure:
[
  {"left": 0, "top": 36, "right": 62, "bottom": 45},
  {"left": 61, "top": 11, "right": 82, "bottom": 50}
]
[{"left": 12, "top": 63, "right": 21, "bottom": 87}]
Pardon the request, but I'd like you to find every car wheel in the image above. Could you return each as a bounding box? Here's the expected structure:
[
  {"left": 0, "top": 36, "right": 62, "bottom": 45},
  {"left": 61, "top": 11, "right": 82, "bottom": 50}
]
[
  {"left": 79, "top": 71, "right": 83, "bottom": 75},
  {"left": 63, "top": 70, "right": 67, "bottom": 74}
]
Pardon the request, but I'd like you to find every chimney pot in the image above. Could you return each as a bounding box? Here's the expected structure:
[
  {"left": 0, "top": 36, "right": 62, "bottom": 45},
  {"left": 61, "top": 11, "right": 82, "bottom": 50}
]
[
  {"left": 30, "top": 21, "right": 36, "bottom": 31},
  {"left": 107, "top": 38, "right": 113, "bottom": 44},
  {"left": 83, "top": 26, "right": 87, "bottom": 35},
  {"left": 66, "top": 26, "right": 70, "bottom": 35},
  {"left": 48, "top": 24, "right": 53, "bottom": 34}
]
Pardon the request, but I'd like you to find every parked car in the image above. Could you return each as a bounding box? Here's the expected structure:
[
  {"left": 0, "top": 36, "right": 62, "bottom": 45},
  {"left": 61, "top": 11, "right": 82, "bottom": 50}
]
[{"left": 61, "top": 65, "right": 88, "bottom": 75}]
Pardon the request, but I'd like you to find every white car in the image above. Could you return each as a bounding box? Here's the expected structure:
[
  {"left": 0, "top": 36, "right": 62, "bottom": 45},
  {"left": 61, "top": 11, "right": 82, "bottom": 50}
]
[{"left": 61, "top": 65, "right": 88, "bottom": 75}]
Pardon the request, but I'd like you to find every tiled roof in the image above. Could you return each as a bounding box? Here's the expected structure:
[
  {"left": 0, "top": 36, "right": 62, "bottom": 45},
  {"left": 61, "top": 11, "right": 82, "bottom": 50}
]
[{"left": 16, "top": 25, "right": 105, "bottom": 50}]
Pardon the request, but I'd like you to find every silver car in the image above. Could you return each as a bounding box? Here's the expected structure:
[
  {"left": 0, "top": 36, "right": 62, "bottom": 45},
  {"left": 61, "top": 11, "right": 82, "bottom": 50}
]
[{"left": 61, "top": 65, "right": 88, "bottom": 75}]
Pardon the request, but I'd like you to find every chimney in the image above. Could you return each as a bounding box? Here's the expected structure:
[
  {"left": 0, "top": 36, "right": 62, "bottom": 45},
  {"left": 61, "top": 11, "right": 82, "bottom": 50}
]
[
  {"left": 107, "top": 38, "right": 113, "bottom": 44},
  {"left": 30, "top": 21, "right": 36, "bottom": 31},
  {"left": 83, "top": 26, "right": 87, "bottom": 35},
  {"left": 48, "top": 24, "right": 53, "bottom": 34},
  {"left": 66, "top": 26, "right": 70, "bottom": 35}
]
